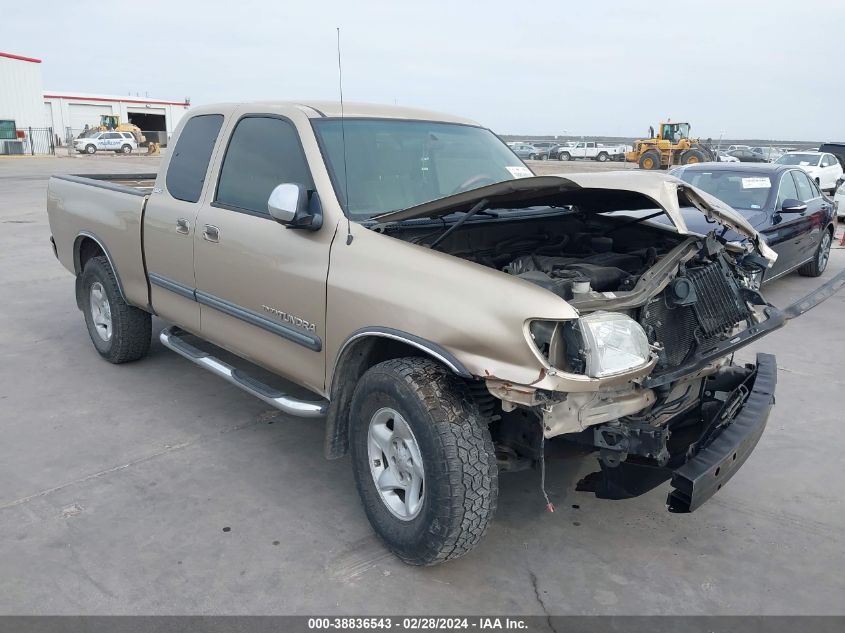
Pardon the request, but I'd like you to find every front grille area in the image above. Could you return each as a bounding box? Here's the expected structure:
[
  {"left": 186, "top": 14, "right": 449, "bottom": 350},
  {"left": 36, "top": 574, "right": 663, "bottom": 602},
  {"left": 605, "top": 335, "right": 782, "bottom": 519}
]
[{"left": 639, "top": 261, "right": 751, "bottom": 371}]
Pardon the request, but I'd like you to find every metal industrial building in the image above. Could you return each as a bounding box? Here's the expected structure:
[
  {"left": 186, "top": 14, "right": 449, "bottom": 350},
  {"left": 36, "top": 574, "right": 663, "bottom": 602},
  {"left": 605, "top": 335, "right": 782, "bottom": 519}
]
[
  {"left": 0, "top": 52, "right": 46, "bottom": 153},
  {"left": 43, "top": 92, "right": 190, "bottom": 146},
  {"left": 1, "top": 50, "right": 189, "bottom": 154}
]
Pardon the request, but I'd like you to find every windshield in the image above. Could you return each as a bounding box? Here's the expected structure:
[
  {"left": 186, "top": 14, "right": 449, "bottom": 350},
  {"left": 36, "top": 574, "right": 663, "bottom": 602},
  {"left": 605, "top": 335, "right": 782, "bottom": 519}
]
[
  {"left": 676, "top": 170, "right": 773, "bottom": 210},
  {"left": 776, "top": 153, "right": 821, "bottom": 167},
  {"left": 312, "top": 119, "right": 528, "bottom": 219}
]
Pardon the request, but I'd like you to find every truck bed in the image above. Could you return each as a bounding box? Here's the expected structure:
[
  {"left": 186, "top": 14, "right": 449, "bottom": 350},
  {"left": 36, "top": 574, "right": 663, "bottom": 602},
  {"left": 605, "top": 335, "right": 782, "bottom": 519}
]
[
  {"left": 53, "top": 173, "right": 158, "bottom": 195},
  {"left": 47, "top": 173, "right": 156, "bottom": 310}
]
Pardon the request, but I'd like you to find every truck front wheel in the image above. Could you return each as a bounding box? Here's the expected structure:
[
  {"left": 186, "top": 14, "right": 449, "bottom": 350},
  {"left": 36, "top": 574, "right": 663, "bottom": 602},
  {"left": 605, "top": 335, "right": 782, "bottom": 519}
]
[
  {"left": 349, "top": 357, "right": 498, "bottom": 565},
  {"left": 81, "top": 256, "right": 151, "bottom": 363}
]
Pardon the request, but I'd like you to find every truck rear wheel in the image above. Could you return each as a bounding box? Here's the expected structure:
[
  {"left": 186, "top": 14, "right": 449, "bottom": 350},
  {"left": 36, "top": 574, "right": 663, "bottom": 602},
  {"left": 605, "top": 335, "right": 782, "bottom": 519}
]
[
  {"left": 596, "top": 152, "right": 609, "bottom": 162},
  {"left": 349, "top": 357, "right": 498, "bottom": 565},
  {"left": 81, "top": 256, "right": 151, "bottom": 363},
  {"left": 638, "top": 149, "right": 661, "bottom": 170}
]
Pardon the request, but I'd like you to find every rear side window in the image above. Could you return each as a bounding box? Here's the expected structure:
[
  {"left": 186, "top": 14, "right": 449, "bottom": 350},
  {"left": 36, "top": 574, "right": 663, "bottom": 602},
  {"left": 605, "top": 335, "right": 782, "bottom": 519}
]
[
  {"left": 792, "top": 170, "right": 815, "bottom": 201},
  {"left": 215, "top": 116, "right": 313, "bottom": 215},
  {"left": 166, "top": 114, "right": 224, "bottom": 203},
  {"left": 122, "top": 132, "right": 133, "bottom": 139}
]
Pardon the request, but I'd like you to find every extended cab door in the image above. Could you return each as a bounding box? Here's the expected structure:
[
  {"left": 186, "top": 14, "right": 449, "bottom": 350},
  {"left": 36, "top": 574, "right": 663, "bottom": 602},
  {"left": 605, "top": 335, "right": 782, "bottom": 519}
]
[
  {"left": 143, "top": 113, "right": 226, "bottom": 331},
  {"left": 192, "top": 112, "right": 332, "bottom": 394}
]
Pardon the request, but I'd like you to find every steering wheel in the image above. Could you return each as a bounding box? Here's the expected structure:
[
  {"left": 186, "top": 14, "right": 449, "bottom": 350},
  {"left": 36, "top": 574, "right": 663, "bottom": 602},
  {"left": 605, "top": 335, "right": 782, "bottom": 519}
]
[{"left": 451, "top": 174, "right": 497, "bottom": 194}]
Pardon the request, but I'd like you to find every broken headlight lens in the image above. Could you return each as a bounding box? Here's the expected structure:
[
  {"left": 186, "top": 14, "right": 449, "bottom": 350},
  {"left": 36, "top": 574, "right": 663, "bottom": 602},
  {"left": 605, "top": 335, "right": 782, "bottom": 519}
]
[{"left": 578, "top": 312, "right": 650, "bottom": 378}]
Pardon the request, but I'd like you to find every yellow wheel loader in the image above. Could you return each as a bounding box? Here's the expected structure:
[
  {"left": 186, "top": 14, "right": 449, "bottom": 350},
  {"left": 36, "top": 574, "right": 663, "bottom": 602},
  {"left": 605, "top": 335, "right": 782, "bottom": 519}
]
[
  {"left": 97, "top": 115, "right": 147, "bottom": 145},
  {"left": 626, "top": 121, "right": 715, "bottom": 170}
]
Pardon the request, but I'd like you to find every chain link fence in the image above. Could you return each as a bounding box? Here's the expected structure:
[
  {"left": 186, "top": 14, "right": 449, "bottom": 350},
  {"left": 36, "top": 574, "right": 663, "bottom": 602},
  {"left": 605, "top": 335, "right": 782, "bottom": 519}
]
[{"left": 0, "top": 127, "right": 56, "bottom": 155}]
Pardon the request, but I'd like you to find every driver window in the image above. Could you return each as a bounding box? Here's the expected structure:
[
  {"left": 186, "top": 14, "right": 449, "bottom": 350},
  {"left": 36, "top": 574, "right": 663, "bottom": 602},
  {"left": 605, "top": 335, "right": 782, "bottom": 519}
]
[{"left": 216, "top": 116, "right": 313, "bottom": 216}]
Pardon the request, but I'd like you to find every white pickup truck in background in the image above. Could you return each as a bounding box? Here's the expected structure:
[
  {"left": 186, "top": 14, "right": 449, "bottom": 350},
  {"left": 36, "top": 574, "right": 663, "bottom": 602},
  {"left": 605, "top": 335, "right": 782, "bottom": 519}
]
[{"left": 558, "top": 140, "right": 627, "bottom": 162}]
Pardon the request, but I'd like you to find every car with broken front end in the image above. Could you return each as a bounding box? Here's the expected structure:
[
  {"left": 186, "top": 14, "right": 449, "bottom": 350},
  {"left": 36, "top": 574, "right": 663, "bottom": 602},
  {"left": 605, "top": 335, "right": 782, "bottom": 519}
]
[{"left": 46, "top": 101, "right": 845, "bottom": 566}]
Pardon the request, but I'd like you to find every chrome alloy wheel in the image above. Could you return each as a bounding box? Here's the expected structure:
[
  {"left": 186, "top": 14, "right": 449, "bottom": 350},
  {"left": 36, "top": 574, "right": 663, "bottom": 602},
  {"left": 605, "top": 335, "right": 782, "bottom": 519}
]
[
  {"left": 818, "top": 231, "right": 831, "bottom": 272},
  {"left": 367, "top": 407, "right": 425, "bottom": 521},
  {"left": 89, "top": 281, "right": 113, "bottom": 342}
]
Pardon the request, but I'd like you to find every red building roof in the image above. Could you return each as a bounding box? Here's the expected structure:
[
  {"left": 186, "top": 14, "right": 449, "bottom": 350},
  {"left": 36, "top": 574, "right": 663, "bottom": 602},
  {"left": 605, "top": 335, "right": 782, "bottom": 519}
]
[{"left": 0, "top": 52, "right": 42, "bottom": 63}]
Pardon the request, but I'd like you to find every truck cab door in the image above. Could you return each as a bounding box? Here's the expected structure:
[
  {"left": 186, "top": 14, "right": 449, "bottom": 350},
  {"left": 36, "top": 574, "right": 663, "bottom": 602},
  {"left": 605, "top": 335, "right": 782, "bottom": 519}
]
[
  {"left": 192, "top": 113, "right": 332, "bottom": 395},
  {"left": 143, "top": 114, "right": 226, "bottom": 332}
]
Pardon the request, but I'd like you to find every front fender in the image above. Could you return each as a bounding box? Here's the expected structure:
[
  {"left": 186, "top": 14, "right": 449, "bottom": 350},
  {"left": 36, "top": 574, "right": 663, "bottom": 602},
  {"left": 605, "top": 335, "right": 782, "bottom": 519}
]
[{"left": 324, "top": 223, "right": 577, "bottom": 390}]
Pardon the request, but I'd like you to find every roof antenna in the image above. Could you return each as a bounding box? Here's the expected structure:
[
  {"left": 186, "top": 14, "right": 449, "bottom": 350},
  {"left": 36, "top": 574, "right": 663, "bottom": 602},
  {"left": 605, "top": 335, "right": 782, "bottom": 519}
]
[{"left": 337, "top": 27, "right": 353, "bottom": 245}]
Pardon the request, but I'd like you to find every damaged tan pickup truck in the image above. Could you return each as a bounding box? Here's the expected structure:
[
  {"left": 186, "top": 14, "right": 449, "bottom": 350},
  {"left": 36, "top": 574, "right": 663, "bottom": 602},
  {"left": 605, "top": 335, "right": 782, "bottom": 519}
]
[{"left": 47, "top": 102, "right": 845, "bottom": 565}]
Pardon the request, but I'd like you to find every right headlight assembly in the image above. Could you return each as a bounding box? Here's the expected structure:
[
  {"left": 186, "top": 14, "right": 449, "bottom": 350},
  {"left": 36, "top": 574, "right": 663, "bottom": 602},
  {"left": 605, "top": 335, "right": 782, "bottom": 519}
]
[
  {"left": 529, "top": 312, "right": 652, "bottom": 378},
  {"left": 577, "top": 312, "right": 651, "bottom": 378}
]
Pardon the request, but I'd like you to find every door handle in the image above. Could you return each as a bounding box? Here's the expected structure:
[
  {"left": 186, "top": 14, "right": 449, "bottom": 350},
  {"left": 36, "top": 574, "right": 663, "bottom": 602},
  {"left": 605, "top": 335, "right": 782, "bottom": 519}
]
[
  {"left": 202, "top": 224, "right": 220, "bottom": 243},
  {"left": 176, "top": 218, "right": 190, "bottom": 234}
]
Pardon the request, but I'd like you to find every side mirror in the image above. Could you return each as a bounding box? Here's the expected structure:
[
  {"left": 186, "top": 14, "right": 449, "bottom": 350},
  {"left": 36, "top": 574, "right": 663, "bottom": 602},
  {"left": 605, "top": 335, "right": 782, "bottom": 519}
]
[
  {"left": 267, "top": 183, "right": 321, "bottom": 230},
  {"left": 780, "top": 198, "right": 807, "bottom": 214}
]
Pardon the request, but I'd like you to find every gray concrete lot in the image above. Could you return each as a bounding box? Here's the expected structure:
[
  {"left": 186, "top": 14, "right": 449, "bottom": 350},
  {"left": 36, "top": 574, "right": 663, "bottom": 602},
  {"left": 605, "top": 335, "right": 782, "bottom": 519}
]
[{"left": 1, "top": 154, "right": 844, "bottom": 615}]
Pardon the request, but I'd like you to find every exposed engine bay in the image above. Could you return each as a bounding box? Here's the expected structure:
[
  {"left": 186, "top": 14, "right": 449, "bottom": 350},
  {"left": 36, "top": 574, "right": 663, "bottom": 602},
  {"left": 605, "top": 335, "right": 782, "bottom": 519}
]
[
  {"left": 384, "top": 209, "right": 762, "bottom": 377},
  {"left": 378, "top": 206, "right": 773, "bottom": 505},
  {"left": 367, "top": 175, "right": 842, "bottom": 512}
]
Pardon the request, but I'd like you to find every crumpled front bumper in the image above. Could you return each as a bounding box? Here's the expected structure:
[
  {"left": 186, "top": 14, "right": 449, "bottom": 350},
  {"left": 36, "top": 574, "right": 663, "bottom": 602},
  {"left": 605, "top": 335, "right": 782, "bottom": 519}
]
[
  {"left": 666, "top": 352, "right": 777, "bottom": 512},
  {"left": 579, "top": 352, "right": 777, "bottom": 512}
]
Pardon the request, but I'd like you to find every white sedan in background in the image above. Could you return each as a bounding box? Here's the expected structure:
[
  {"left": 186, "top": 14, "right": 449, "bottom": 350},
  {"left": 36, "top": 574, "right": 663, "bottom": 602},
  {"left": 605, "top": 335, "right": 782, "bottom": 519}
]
[
  {"left": 834, "top": 183, "right": 845, "bottom": 219},
  {"left": 775, "top": 151, "right": 843, "bottom": 193},
  {"left": 74, "top": 131, "right": 138, "bottom": 154}
]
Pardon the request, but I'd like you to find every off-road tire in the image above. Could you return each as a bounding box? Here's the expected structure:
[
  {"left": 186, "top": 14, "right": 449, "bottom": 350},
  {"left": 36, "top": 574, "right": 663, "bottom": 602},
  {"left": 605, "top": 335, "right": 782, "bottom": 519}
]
[
  {"left": 639, "top": 149, "right": 661, "bottom": 170},
  {"left": 81, "top": 256, "right": 151, "bottom": 363},
  {"left": 559, "top": 152, "right": 571, "bottom": 161},
  {"left": 349, "top": 357, "right": 498, "bottom": 566},
  {"left": 596, "top": 152, "right": 609, "bottom": 162},
  {"left": 799, "top": 228, "right": 832, "bottom": 277},
  {"left": 85, "top": 144, "right": 96, "bottom": 154},
  {"left": 121, "top": 144, "right": 132, "bottom": 154},
  {"left": 681, "top": 148, "right": 707, "bottom": 165}
]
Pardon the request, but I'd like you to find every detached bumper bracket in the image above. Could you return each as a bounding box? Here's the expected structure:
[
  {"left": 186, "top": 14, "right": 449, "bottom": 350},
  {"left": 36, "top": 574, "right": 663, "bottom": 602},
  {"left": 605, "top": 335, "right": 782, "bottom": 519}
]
[{"left": 667, "top": 352, "right": 777, "bottom": 513}]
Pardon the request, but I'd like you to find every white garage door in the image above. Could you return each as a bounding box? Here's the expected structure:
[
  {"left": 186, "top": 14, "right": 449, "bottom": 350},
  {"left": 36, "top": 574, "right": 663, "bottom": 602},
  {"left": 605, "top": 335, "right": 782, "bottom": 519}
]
[{"left": 68, "top": 104, "right": 113, "bottom": 132}]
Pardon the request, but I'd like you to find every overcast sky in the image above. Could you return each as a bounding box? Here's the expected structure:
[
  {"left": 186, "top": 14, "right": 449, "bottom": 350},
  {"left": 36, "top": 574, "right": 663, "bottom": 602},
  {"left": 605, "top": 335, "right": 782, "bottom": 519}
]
[{"left": 8, "top": 0, "right": 843, "bottom": 140}]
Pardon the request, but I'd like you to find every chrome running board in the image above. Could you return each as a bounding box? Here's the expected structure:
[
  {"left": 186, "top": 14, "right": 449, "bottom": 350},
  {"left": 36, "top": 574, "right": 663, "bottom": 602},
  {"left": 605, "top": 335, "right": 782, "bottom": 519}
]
[{"left": 159, "top": 326, "right": 328, "bottom": 418}]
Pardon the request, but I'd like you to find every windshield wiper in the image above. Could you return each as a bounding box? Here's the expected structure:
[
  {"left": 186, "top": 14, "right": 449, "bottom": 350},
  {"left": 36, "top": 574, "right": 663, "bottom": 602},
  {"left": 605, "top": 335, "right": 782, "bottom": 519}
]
[{"left": 429, "top": 198, "right": 489, "bottom": 250}]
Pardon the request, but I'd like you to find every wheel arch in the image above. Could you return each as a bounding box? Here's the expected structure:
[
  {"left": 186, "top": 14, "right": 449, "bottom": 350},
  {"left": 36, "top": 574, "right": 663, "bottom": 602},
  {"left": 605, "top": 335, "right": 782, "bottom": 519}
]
[
  {"left": 323, "top": 328, "right": 473, "bottom": 459},
  {"left": 73, "top": 232, "right": 128, "bottom": 308}
]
